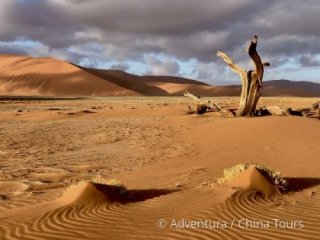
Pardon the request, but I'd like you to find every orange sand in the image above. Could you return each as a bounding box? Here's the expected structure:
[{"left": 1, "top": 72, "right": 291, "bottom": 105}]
[{"left": 0, "top": 97, "right": 319, "bottom": 239}]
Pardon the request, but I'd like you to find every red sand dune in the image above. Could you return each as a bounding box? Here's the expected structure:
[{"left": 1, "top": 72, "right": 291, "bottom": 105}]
[
  {"left": 0, "top": 55, "right": 137, "bottom": 96},
  {"left": 0, "top": 54, "right": 319, "bottom": 97}
]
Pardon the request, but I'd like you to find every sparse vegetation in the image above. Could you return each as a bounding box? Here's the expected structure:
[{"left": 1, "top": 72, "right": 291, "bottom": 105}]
[
  {"left": 217, "top": 163, "right": 288, "bottom": 191},
  {"left": 90, "top": 176, "right": 127, "bottom": 195}
]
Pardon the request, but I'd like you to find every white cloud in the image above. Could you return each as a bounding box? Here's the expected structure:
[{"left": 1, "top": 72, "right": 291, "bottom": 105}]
[{"left": 144, "top": 55, "right": 180, "bottom": 76}]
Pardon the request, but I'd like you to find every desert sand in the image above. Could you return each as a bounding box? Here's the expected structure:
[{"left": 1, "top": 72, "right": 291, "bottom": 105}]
[
  {"left": 0, "top": 55, "right": 230, "bottom": 97},
  {"left": 0, "top": 96, "right": 319, "bottom": 240},
  {"left": 1, "top": 55, "right": 320, "bottom": 98}
]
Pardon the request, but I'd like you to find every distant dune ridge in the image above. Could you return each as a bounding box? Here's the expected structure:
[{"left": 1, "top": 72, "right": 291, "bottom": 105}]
[{"left": 0, "top": 54, "right": 319, "bottom": 97}]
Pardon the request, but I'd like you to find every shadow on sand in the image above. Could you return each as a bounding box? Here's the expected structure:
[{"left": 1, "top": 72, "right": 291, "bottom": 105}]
[
  {"left": 95, "top": 183, "right": 178, "bottom": 204},
  {"left": 285, "top": 177, "right": 320, "bottom": 192}
]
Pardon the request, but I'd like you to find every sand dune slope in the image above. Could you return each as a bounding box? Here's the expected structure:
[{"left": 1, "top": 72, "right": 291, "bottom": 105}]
[
  {"left": 1, "top": 54, "right": 319, "bottom": 97},
  {"left": 0, "top": 55, "right": 138, "bottom": 96},
  {"left": 0, "top": 54, "right": 233, "bottom": 97},
  {"left": 79, "top": 68, "right": 234, "bottom": 96}
]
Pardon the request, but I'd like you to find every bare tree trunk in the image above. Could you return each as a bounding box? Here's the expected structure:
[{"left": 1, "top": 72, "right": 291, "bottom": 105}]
[{"left": 217, "top": 36, "right": 269, "bottom": 116}]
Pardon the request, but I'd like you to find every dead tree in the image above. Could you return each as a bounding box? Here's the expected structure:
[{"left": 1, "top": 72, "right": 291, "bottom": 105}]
[{"left": 217, "top": 35, "right": 269, "bottom": 116}]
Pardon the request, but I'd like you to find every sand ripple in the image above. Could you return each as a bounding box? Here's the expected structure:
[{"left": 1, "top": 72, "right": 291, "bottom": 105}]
[{"left": 0, "top": 179, "right": 319, "bottom": 240}]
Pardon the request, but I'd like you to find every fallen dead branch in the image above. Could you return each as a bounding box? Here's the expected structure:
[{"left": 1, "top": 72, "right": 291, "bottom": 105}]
[
  {"left": 256, "top": 101, "right": 320, "bottom": 119},
  {"left": 184, "top": 90, "right": 221, "bottom": 115},
  {"left": 184, "top": 90, "right": 235, "bottom": 117}
]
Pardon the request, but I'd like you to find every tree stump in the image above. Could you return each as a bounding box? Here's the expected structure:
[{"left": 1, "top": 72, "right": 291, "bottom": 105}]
[{"left": 217, "top": 35, "right": 269, "bottom": 117}]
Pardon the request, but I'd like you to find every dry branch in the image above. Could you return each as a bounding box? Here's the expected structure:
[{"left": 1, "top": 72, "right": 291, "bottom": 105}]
[
  {"left": 183, "top": 90, "right": 221, "bottom": 114},
  {"left": 183, "top": 91, "right": 202, "bottom": 103},
  {"left": 311, "top": 101, "right": 320, "bottom": 110},
  {"left": 216, "top": 51, "right": 247, "bottom": 85}
]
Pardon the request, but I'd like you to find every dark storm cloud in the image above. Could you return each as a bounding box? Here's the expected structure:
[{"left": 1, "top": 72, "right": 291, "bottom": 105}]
[
  {"left": 0, "top": 0, "right": 319, "bottom": 80},
  {"left": 56, "top": 0, "right": 256, "bottom": 35},
  {"left": 0, "top": 45, "right": 27, "bottom": 56},
  {"left": 299, "top": 55, "right": 320, "bottom": 67}
]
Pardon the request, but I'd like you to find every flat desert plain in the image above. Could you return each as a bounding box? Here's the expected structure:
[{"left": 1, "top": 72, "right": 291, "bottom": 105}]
[{"left": 0, "top": 97, "right": 319, "bottom": 240}]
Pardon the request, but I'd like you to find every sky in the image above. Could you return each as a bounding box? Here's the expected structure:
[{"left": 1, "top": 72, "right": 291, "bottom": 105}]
[{"left": 0, "top": 0, "right": 320, "bottom": 85}]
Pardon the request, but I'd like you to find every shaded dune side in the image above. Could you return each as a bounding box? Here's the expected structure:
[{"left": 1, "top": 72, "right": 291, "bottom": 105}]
[
  {"left": 77, "top": 67, "right": 237, "bottom": 97},
  {"left": 0, "top": 55, "right": 138, "bottom": 96},
  {"left": 76, "top": 67, "right": 170, "bottom": 96},
  {"left": 0, "top": 54, "right": 236, "bottom": 97},
  {"left": 144, "top": 81, "right": 238, "bottom": 96}
]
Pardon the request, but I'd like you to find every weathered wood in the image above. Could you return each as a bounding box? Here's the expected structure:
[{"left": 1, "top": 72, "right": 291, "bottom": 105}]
[
  {"left": 183, "top": 90, "right": 221, "bottom": 114},
  {"left": 289, "top": 102, "right": 320, "bottom": 118},
  {"left": 311, "top": 101, "right": 320, "bottom": 110},
  {"left": 255, "top": 102, "right": 320, "bottom": 119},
  {"left": 185, "top": 105, "right": 196, "bottom": 115},
  {"left": 312, "top": 101, "right": 320, "bottom": 118},
  {"left": 183, "top": 91, "right": 202, "bottom": 103},
  {"left": 219, "top": 109, "right": 236, "bottom": 118},
  {"left": 255, "top": 107, "right": 271, "bottom": 116},
  {"left": 264, "top": 106, "right": 288, "bottom": 116},
  {"left": 217, "top": 35, "right": 269, "bottom": 117},
  {"left": 196, "top": 104, "right": 209, "bottom": 115}
]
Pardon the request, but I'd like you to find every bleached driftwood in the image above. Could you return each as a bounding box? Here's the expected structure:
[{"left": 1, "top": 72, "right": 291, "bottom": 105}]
[
  {"left": 311, "top": 101, "right": 320, "bottom": 111},
  {"left": 217, "top": 35, "right": 269, "bottom": 117},
  {"left": 307, "top": 101, "right": 319, "bottom": 118},
  {"left": 184, "top": 90, "right": 221, "bottom": 114},
  {"left": 184, "top": 90, "right": 236, "bottom": 117},
  {"left": 256, "top": 101, "right": 320, "bottom": 119}
]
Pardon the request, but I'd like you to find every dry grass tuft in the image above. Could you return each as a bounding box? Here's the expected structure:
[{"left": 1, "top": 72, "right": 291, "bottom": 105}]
[
  {"left": 217, "top": 163, "right": 288, "bottom": 191},
  {"left": 90, "top": 176, "right": 127, "bottom": 194},
  {"left": 63, "top": 177, "right": 127, "bottom": 196}
]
